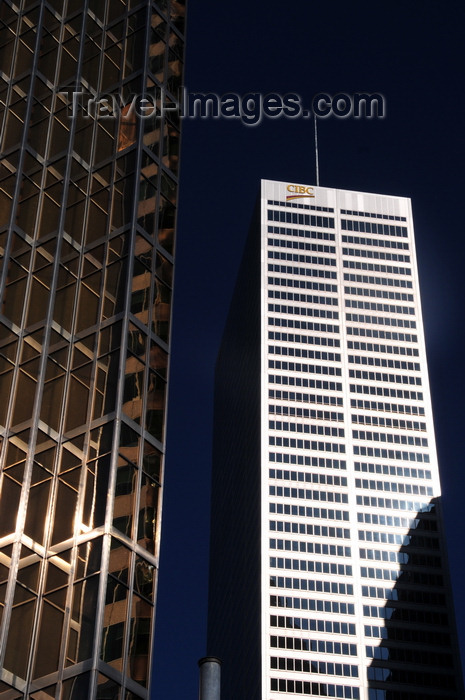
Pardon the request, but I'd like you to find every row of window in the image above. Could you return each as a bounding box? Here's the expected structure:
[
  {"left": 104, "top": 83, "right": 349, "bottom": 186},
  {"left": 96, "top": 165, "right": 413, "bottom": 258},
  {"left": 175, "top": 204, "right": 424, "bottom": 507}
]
[
  {"left": 365, "top": 607, "right": 397, "bottom": 621},
  {"left": 270, "top": 303, "right": 339, "bottom": 319},
  {"left": 352, "top": 416, "right": 426, "bottom": 431},
  {"left": 360, "top": 549, "right": 408, "bottom": 565},
  {"left": 270, "top": 678, "right": 359, "bottom": 697},
  {"left": 270, "top": 437, "right": 345, "bottom": 452},
  {"left": 361, "top": 567, "right": 443, "bottom": 587},
  {"left": 269, "top": 250, "right": 337, "bottom": 267},
  {"left": 267, "top": 224, "right": 335, "bottom": 241},
  {"left": 269, "top": 406, "right": 344, "bottom": 421},
  {"left": 269, "top": 465, "right": 347, "bottom": 486},
  {"left": 355, "top": 478, "right": 432, "bottom": 496},
  {"left": 271, "top": 635, "right": 357, "bottom": 656},
  {"left": 270, "top": 486, "right": 348, "bottom": 503},
  {"left": 350, "top": 399, "right": 424, "bottom": 416},
  {"left": 270, "top": 557, "right": 353, "bottom": 576},
  {"left": 269, "top": 361, "right": 342, "bottom": 375},
  {"left": 404, "top": 552, "right": 442, "bottom": 568},
  {"left": 270, "top": 521, "right": 350, "bottom": 539},
  {"left": 269, "top": 317, "right": 340, "bottom": 333},
  {"left": 347, "top": 314, "right": 416, "bottom": 329},
  {"left": 269, "top": 262, "right": 337, "bottom": 279},
  {"left": 366, "top": 666, "right": 456, "bottom": 690},
  {"left": 269, "top": 469, "right": 347, "bottom": 486},
  {"left": 269, "top": 331, "right": 340, "bottom": 347},
  {"left": 270, "top": 615, "right": 356, "bottom": 636},
  {"left": 404, "top": 534, "right": 439, "bottom": 550},
  {"left": 362, "top": 585, "right": 445, "bottom": 606},
  {"left": 347, "top": 327, "right": 418, "bottom": 343},
  {"left": 270, "top": 655, "right": 358, "bottom": 677},
  {"left": 268, "top": 200, "right": 334, "bottom": 213},
  {"left": 270, "top": 421, "right": 344, "bottom": 436},
  {"left": 271, "top": 502, "right": 349, "bottom": 520},
  {"left": 344, "top": 286, "right": 414, "bottom": 302},
  {"left": 268, "top": 276, "right": 337, "bottom": 292},
  {"left": 344, "top": 272, "right": 413, "bottom": 288},
  {"left": 270, "top": 539, "right": 351, "bottom": 557},
  {"left": 270, "top": 391, "right": 343, "bottom": 406},
  {"left": 348, "top": 355, "right": 420, "bottom": 384},
  {"left": 341, "top": 234, "right": 409, "bottom": 250},
  {"left": 364, "top": 605, "right": 447, "bottom": 626},
  {"left": 356, "top": 495, "right": 433, "bottom": 511},
  {"left": 268, "top": 209, "right": 335, "bottom": 229},
  {"left": 341, "top": 219, "right": 407, "bottom": 237},
  {"left": 345, "top": 299, "right": 415, "bottom": 316},
  {"left": 343, "top": 248, "right": 410, "bottom": 264},
  {"left": 270, "top": 576, "right": 353, "bottom": 595},
  {"left": 340, "top": 208, "right": 406, "bottom": 222},
  {"left": 354, "top": 446, "right": 430, "bottom": 463},
  {"left": 365, "top": 643, "right": 453, "bottom": 667},
  {"left": 343, "top": 260, "right": 411, "bottom": 276},
  {"left": 269, "top": 347, "right": 341, "bottom": 362},
  {"left": 269, "top": 289, "right": 338, "bottom": 305},
  {"left": 359, "top": 530, "right": 438, "bottom": 548},
  {"left": 357, "top": 512, "right": 436, "bottom": 530},
  {"left": 353, "top": 430, "right": 427, "bottom": 446},
  {"left": 355, "top": 462, "right": 431, "bottom": 480},
  {"left": 364, "top": 625, "right": 450, "bottom": 647},
  {"left": 369, "top": 689, "right": 450, "bottom": 700},
  {"left": 350, "top": 370, "right": 421, "bottom": 385},
  {"left": 362, "top": 584, "right": 403, "bottom": 601},
  {"left": 361, "top": 568, "right": 402, "bottom": 583},
  {"left": 350, "top": 384, "right": 423, "bottom": 400},
  {"left": 271, "top": 596, "right": 355, "bottom": 615},
  {"left": 270, "top": 376, "right": 342, "bottom": 391},
  {"left": 377, "top": 550, "right": 441, "bottom": 575},
  {"left": 269, "top": 454, "right": 346, "bottom": 469},
  {"left": 347, "top": 340, "right": 418, "bottom": 356},
  {"left": 268, "top": 237, "right": 336, "bottom": 254},
  {"left": 366, "top": 549, "right": 441, "bottom": 569}
]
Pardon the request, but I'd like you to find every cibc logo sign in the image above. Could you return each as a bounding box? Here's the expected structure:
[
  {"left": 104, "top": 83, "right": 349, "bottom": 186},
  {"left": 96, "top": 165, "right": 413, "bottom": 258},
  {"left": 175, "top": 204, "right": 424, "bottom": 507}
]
[{"left": 286, "top": 184, "right": 315, "bottom": 201}]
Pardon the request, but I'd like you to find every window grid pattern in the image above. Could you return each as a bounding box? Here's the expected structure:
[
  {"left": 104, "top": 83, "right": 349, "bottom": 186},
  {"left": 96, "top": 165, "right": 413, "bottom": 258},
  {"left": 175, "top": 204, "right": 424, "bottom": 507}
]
[
  {"left": 261, "top": 182, "right": 463, "bottom": 700},
  {"left": 0, "top": 1, "right": 185, "bottom": 698}
]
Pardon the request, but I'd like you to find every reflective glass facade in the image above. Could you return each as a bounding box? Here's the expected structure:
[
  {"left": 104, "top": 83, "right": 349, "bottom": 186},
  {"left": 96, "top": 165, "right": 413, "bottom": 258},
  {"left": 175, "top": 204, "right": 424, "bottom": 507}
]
[
  {"left": 0, "top": 1, "right": 185, "bottom": 698},
  {"left": 208, "top": 180, "right": 464, "bottom": 700}
]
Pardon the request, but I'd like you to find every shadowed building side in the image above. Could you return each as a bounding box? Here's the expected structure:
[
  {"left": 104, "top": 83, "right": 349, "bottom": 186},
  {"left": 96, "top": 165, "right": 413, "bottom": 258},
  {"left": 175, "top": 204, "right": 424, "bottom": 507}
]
[
  {"left": 366, "top": 497, "right": 464, "bottom": 699},
  {"left": 208, "top": 203, "right": 262, "bottom": 700}
]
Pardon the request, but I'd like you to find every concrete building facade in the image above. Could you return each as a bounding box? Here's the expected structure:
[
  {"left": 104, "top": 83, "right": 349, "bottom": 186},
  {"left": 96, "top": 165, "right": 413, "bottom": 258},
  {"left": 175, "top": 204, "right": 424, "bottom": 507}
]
[{"left": 208, "top": 179, "right": 464, "bottom": 700}]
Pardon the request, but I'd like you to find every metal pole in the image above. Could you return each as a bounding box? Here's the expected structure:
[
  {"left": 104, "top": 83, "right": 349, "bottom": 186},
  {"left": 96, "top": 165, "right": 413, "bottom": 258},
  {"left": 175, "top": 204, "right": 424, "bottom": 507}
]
[
  {"left": 314, "top": 114, "right": 320, "bottom": 186},
  {"left": 198, "top": 657, "right": 221, "bottom": 700}
]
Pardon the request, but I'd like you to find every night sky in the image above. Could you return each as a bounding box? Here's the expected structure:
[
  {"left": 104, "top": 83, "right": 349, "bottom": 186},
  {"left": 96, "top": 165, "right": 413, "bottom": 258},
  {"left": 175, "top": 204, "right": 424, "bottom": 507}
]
[{"left": 152, "top": 2, "right": 465, "bottom": 698}]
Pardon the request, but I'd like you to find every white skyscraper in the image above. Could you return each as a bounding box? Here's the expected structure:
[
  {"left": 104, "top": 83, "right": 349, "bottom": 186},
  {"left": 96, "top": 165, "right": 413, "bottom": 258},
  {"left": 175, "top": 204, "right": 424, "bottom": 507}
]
[{"left": 208, "top": 179, "right": 464, "bottom": 700}]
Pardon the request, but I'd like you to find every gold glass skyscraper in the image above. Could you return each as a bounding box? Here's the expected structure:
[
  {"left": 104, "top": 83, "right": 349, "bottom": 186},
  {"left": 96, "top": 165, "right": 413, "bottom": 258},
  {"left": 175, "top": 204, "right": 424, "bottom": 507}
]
[{"left": 0, "top": 1, "right": 185, "bottom": 698}]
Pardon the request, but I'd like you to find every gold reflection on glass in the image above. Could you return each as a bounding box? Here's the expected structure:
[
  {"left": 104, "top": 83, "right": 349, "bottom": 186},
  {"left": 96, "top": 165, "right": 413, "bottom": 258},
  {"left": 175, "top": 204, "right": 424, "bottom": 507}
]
[
  {"left": 127, "top": 593, "right": 152, "bottom": 686},
  {"left": 0, "top": 1, "right": 184, "bottom": 696}
]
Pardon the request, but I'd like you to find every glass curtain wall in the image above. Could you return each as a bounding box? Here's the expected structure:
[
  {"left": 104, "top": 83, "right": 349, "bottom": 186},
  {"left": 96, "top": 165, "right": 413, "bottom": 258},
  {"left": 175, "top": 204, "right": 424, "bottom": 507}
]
[{"left": 0, "top": 1, "right": 185, "bottom": 698}]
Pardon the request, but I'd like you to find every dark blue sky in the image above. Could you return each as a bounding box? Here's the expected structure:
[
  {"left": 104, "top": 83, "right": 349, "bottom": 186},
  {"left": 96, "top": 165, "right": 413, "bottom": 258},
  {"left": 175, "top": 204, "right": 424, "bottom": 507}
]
[{"left": 152, "top": 1, "right": 465, "bottom": 697}]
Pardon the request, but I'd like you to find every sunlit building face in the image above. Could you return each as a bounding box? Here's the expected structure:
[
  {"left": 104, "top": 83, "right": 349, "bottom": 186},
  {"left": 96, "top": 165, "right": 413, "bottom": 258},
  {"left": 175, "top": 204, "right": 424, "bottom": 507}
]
[
  {"left": 0, "top": 2, "right": 185, "bottom": 698},
  {"left": 208, "top": 180, "right": 464, "bottom": 700}
]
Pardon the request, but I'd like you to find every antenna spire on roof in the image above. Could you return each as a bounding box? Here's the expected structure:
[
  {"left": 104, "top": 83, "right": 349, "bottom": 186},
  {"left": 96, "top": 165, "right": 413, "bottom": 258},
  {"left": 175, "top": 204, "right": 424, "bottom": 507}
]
[{"left": 314, "top": 114, "right": 320, "bottom": 187}]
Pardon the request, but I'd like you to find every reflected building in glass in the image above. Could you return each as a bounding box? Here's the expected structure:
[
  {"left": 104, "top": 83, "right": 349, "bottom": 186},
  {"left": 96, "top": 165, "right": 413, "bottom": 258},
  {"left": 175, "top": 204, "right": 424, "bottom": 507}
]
[
  {"left": 208, "top": 179, "right": 464, "bottom": 700},
  {"left": 0, "top": 1, "right": 185, "bottom": 698}
]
